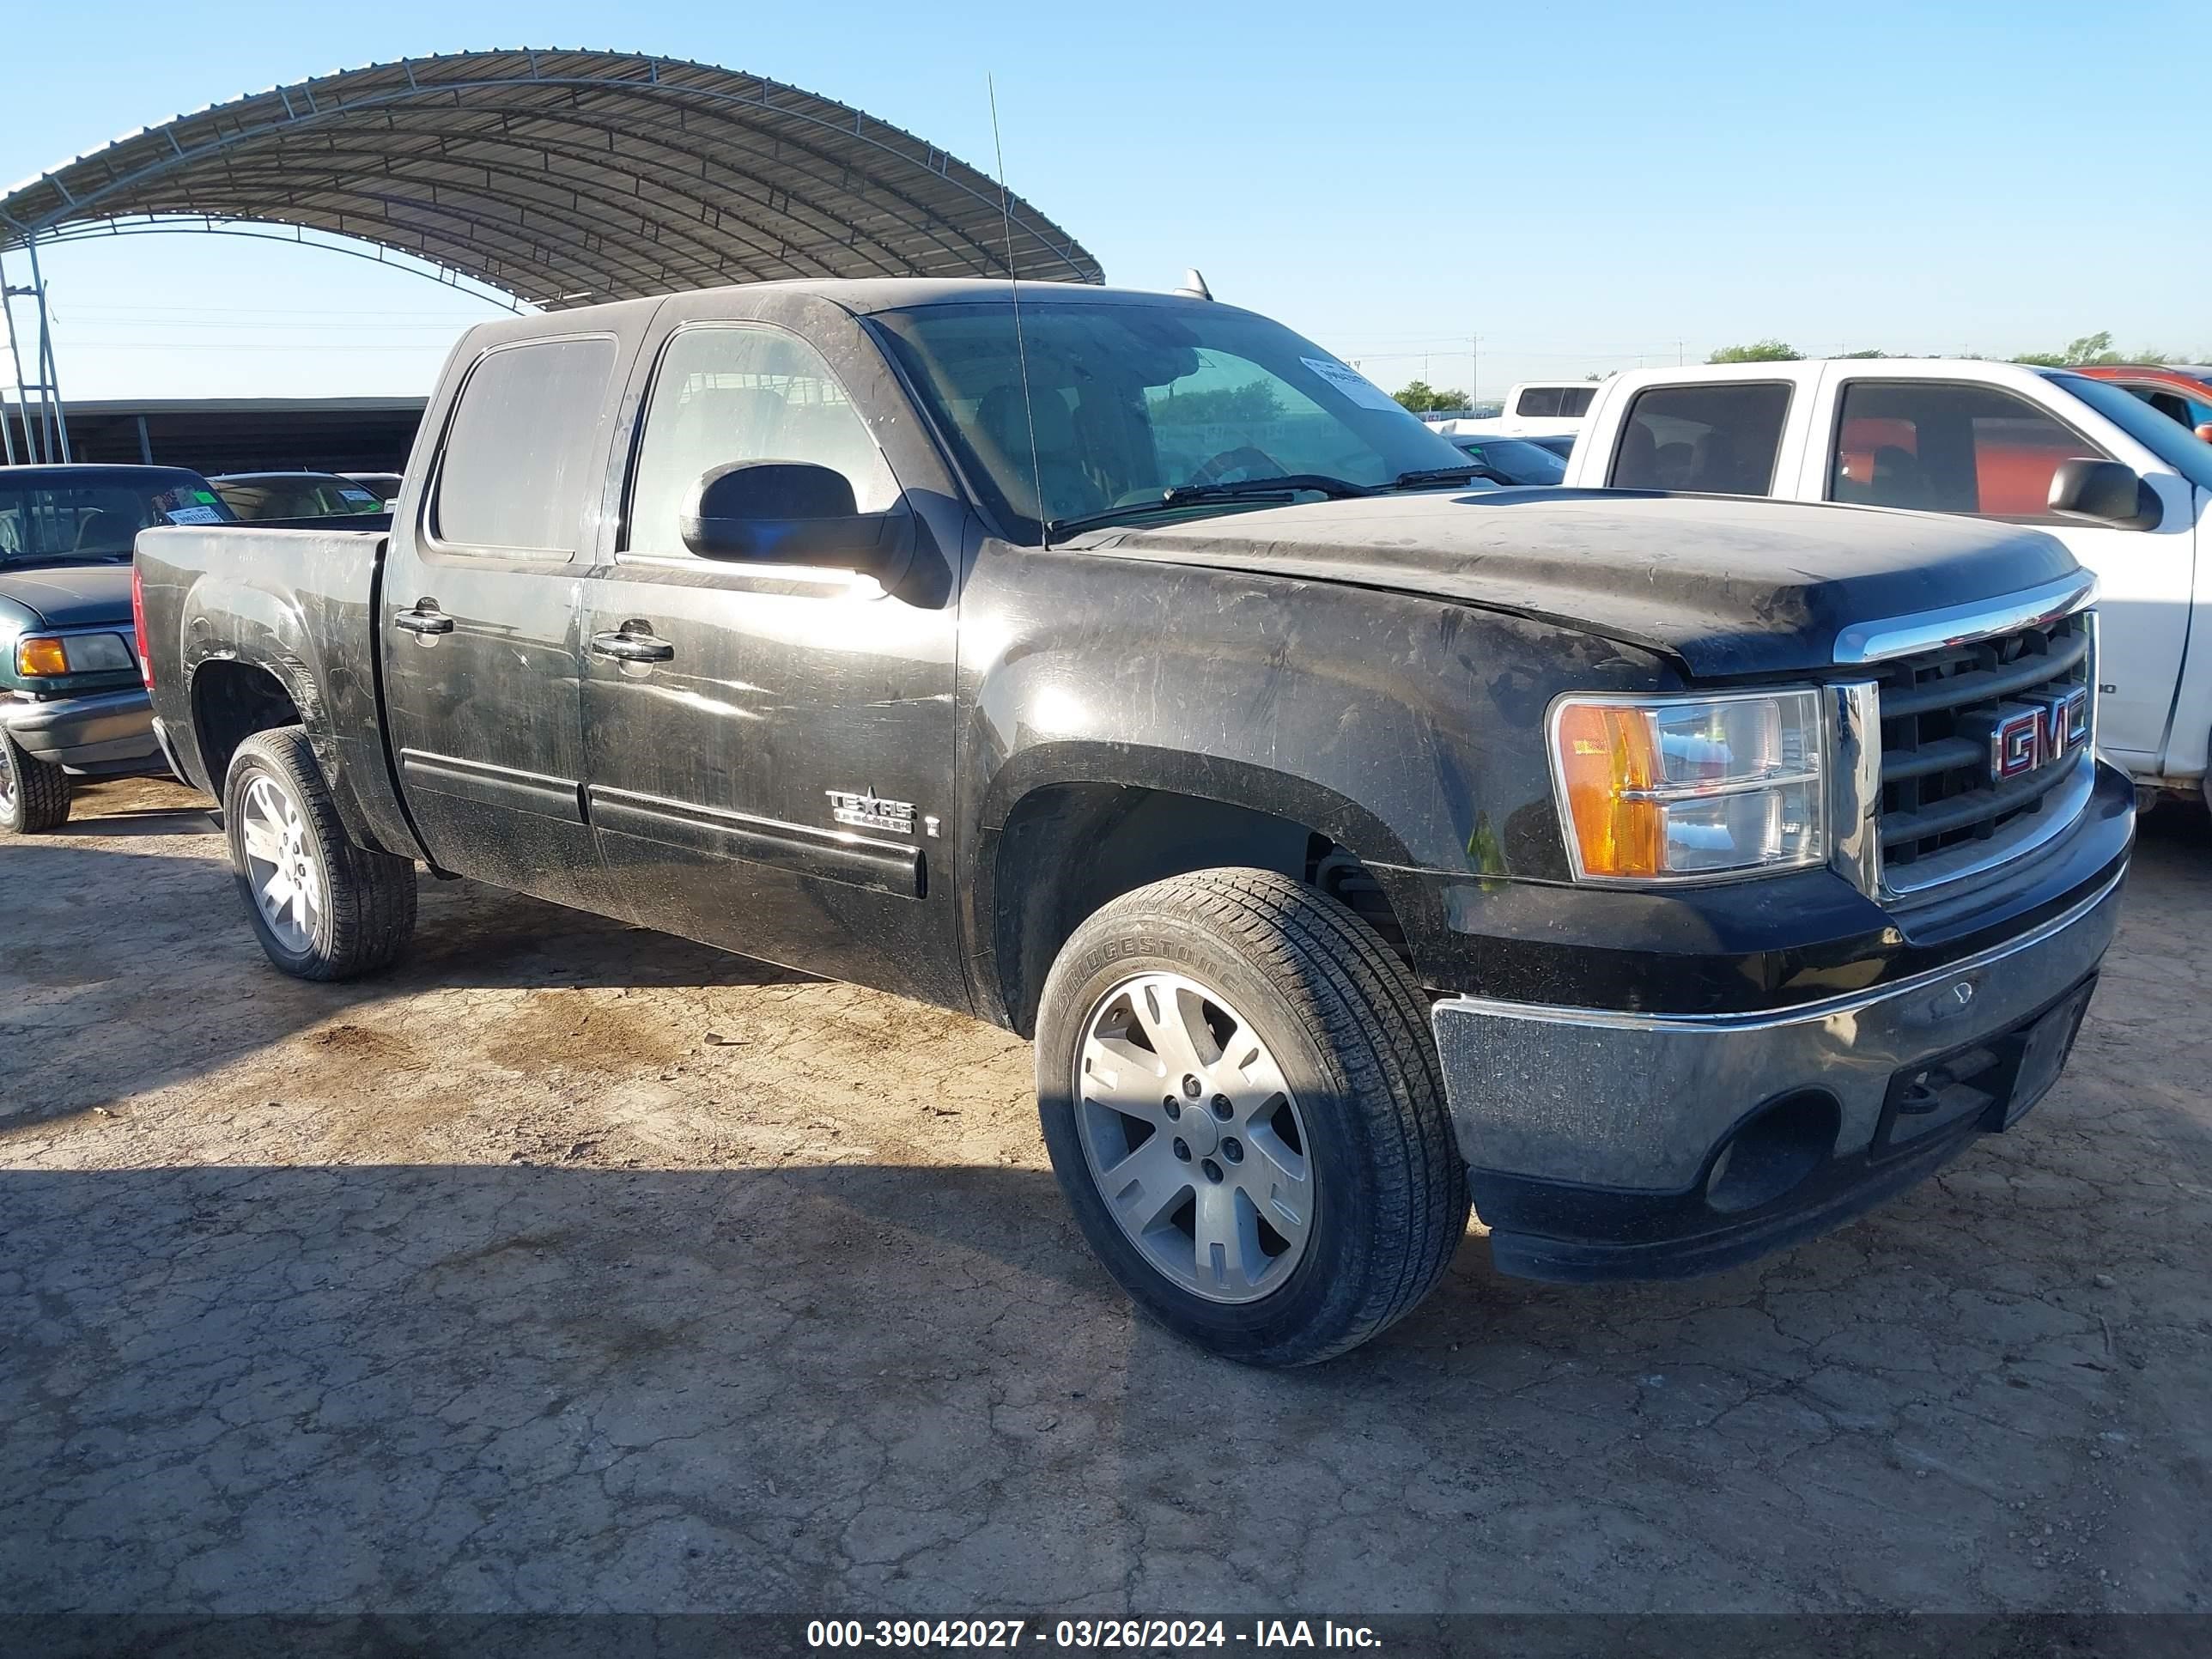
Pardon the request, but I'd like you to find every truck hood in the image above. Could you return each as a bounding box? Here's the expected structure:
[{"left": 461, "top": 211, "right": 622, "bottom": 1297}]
[
  {"left": 0, "top": 560, "right": 136, "bottom": 630},
  {"left": 1085, "top": 489, "right": 2081, "bottom": 677}
]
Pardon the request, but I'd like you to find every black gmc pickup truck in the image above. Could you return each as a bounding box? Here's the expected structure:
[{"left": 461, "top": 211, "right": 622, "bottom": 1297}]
[{"left": 136, "top": 279, "right": 2133, "bottom": 1364}]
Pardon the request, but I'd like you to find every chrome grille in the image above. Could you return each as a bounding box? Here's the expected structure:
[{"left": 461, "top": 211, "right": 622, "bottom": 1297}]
[{"left": 1874, "top": 611, "right": 2094, "bottom": 883}]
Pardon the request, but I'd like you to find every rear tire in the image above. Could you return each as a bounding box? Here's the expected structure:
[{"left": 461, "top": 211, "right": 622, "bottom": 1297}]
[
  {"left": 0, "top": 732, "right": 71, "bottom": 834},
  {"left": 223, "top": 725, "right": 416, "bottom": 980},
  {"left": 1036, "top": 868, "right": 1469, "bottom": 1366}
]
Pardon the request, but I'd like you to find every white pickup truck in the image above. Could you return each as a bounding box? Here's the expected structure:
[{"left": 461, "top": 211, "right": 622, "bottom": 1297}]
[
  {"left": 1561, "top": 360, "right": 2212, "bottom": 806},
  {"left": 1447, "top": 380, "right": 1597, "bottom": 440}
]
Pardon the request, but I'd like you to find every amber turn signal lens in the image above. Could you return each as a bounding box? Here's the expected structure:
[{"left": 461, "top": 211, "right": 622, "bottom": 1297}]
[
  {"left": 1553, "top": 702, "right": 1664, "bottom": 878},
  {"left": 15, "top": 636, "right": 69, "bottom": 678}
]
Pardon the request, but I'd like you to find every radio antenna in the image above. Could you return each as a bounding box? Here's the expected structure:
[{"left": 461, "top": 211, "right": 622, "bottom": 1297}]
[{"left": 988, "top": 74, "right": 1048, "bottom": 548}]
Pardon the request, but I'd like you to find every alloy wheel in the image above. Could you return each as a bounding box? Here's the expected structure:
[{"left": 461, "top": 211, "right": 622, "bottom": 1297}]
[
  {"left": 239, "top": 773, "right": 325, "bottom": 952},
  {"left": 1072, "top": 971, "right": 1316, "bottom": 1303}
]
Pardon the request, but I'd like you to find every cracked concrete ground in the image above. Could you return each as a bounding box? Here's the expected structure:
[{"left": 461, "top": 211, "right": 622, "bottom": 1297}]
[{"left": 2, "top": 777, "right": 2208, "bottom": 1616}]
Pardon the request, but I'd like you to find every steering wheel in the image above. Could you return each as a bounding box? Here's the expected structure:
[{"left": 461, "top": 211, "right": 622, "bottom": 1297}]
[{"left": 1188, "top": 446, "right": 1285, "bottom": 487}]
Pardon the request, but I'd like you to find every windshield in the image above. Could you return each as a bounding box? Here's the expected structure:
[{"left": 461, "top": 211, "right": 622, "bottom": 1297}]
[
  {"left": 1449, "top": 435, "right": 1568, "bottom": 486},
  {"left": 873, "top": 301, "right": 1471, "bottom": 542},
  {"left": 2052, "top": 374, "right": 2212, "bottom": 493},
  {"left": 0, "top": 474, "right": 234, "bottom": 565},
  {"left": 214, "top": 477, "right": 386, "bottom": 521}
]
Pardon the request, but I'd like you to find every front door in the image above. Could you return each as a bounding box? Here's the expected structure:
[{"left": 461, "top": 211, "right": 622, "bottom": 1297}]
[
  {"left": 577, "top": 309, "right": 967, "bottom": 1008},
  {"left": 380, "top": 331, "right": 633, "bottom": 916}
]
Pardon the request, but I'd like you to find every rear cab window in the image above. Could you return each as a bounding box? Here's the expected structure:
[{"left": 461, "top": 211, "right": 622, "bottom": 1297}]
[
  {"left": 1608, "top": 382, "right": 1790, "bottom": 495},
  {"left": 1826, "top": 381, "right": 2108, "bottom": 520},
  {"left": 431, "top": 336, "right": 620, "bottom": 556}
]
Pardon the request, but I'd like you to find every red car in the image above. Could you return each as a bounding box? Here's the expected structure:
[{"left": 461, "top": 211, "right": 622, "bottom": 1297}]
[{"left": 2073, "top": 364, "right": 2212, "bottom": 441}]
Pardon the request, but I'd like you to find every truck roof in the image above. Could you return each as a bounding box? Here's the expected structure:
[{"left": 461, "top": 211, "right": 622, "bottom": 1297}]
[{"left": 465, "top": 278, "right": 1220, "bottom": 341}]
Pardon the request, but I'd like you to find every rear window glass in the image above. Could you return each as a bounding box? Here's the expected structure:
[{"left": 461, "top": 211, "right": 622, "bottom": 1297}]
[
  {"left": 1558, "top": 386, "right": 1595, "bottom": 417},
  {"left": 1609, "top": 383, "right": 1790, "bottom": 495},
  {"left": 1516, "top": 386, "right": 1562, "bottom": 417},
  {"left": 434, "top": 337, "right": 617, "bottom": 554}
]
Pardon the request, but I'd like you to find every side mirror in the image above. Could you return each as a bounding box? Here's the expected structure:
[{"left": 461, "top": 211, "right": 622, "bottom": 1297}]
[
  {"left": 678, "top": 461, "right": 908, "bottom": 575},
  {"left": 2047, "top": 458, "right": 2161, "bottom": 532}
]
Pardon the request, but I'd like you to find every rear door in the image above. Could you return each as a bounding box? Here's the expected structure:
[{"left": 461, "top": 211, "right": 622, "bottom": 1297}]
[
  {"left": 1808, "top": 370, "right": 2195, "bottom": 764},
  {"left": 575, "top": 297, "right": 969, "bottom": 1008},
  {"left": 380, "top": 330, "right": 635, "bottom": 915}
]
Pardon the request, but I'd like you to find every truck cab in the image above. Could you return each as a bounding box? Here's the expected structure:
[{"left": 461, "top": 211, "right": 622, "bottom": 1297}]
[{"left": 1562, "top": 359, "right": 2212, "bottom": 804}]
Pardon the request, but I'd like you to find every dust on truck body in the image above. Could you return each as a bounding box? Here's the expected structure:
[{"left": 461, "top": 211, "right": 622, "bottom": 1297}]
[{"left": 135, "top": 278, "right": 2132, "bottom": 1364}]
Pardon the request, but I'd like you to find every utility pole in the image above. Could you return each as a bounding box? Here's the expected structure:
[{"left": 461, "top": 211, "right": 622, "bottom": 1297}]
[{"left": 1469, "top": 334, "right": 1480, "bottom": 410}]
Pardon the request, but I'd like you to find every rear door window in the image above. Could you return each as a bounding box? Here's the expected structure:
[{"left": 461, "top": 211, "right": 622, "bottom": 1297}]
[
  {"left": 1608, "top": 382, "right": 1790, "bottom": 494},
  {"left": 432, "top": 337, "right": 618, "bottom": 556},
  {"left": 1826, "top": 381, "right": 2108, "bottom": 520}
]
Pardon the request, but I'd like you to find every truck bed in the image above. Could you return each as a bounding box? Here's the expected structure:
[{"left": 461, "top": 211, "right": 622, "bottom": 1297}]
[{"left": 133, "top": 523, "right": 423, "bottom": 862}]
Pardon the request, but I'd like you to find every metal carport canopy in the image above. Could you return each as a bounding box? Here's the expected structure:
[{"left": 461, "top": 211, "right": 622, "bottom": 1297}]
[{"left": 0, "top": 49, "right": 1103, "bottom": 305}]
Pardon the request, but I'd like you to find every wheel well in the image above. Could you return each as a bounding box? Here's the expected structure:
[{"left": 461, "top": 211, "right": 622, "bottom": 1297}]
[
  {"left": 992, "top": 783, "right": 1408, "bottom": 1036},
  {"left": 190, "top": 661, "right": 303, "bottom": 791}
]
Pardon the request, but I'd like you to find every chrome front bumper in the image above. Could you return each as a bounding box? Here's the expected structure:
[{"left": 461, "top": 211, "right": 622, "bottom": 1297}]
[{"left": 1431, "top": 860, "right": 2124, "bottom": 1210}]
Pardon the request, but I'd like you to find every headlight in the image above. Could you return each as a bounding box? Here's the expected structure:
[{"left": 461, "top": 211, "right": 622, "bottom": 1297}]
[
  {"left": 1550, "top": 689, "right": 1828, "bottom": 882},
  {"left": 15, "top": 632, "right": 137, "bottom": 677},
  {"left": 15, "top": 636, "right": 68, "bottom": 677}
]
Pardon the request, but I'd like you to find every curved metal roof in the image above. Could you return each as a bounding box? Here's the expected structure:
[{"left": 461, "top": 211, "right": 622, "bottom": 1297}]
[{"left": 0, "top": 50, "right": 1102, "bottom": 307}]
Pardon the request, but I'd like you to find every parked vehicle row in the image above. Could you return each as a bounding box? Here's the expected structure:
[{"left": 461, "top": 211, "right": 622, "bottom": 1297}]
[
  {"left": 132, "top": 276, "right": 2131, "bottom": 1364},
  {"left": 1559, "top": 358, "right": 2212, "bottom": 808}
]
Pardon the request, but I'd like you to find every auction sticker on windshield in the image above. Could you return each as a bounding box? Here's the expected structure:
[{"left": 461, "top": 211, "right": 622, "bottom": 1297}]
[
  {"left": 164, "top": 506, "right": 223, "bottom": 524},
  {"left": 1301, "top": 356, "right": 1401, "bottom": 412}
]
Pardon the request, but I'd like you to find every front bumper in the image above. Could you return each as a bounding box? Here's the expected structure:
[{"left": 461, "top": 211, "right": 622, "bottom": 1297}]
[
  {"left": 0, "top": 686, "right": 165, "bottom": 777},
  {"left": 1431, "top": 859, "right": 2126, "bottom": 1282}
]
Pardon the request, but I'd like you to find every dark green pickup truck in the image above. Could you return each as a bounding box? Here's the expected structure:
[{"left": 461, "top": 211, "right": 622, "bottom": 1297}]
[{"left": 0, "top": 464, "right": 230, "bottom": 831}]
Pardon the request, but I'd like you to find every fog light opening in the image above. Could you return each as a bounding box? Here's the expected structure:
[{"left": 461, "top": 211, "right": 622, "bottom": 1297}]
[{"left": 1705, "top": 1091, "right": 1840, "bottom": 1216}]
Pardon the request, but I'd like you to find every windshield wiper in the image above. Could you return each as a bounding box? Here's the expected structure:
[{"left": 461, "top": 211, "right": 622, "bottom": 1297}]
[
  {"left": 1387, "top": 465, "right": 1486, "bottom": 489},
  {"left": 1044, "top": 474, "right": 1372, "bottom": 541},
  {"left": 1162, "top": 473, "right": 1373, "bottom": 506}
]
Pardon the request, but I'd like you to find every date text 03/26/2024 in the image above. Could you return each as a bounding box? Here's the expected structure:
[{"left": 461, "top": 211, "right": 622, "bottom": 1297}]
[{"left": 805, "top": 1619, "right": 1383, "bottom": 1650}]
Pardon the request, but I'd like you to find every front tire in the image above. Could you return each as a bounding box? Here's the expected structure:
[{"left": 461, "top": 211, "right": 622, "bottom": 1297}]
[
  {"left": 223, "top": 726, "right": 416, "bottom": 980},
  {"left": 0, "top": 731, "right": 72, "bottom": 834},
  {"left": 1036, "top": 868, "right": 1469, "bottom": 1366}
]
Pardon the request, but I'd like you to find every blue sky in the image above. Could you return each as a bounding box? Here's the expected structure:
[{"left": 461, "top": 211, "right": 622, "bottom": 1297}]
[{"left": 5, "top": 0, "right": 2206, "bottom": 403}]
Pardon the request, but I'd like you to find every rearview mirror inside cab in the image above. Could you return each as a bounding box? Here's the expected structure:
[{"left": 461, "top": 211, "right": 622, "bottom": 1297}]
[
  {"left": 679, "top": 460, "right": 909, "bottom": 576},
  {"left": 2047, "top": 457, "right": 2161, "bottom": 532}
]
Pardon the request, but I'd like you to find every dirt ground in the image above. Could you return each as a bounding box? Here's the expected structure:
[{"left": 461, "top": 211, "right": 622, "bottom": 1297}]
[{"left": 3, "top": 775, "right": 2208, "bottom": 1617}]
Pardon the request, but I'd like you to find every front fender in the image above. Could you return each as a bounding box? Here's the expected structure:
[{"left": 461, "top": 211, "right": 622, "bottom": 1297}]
[{"left": 956, "top": 542, "right": 1676, "bottom": 1009}]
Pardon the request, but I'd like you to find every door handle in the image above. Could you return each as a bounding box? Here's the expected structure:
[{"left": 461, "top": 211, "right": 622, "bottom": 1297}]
[
  {"left": 393, "top": 605, "right": 453, "bottom": 636},
  {"left": 590, "top": 629, "right": 675, "bottom": 664}
]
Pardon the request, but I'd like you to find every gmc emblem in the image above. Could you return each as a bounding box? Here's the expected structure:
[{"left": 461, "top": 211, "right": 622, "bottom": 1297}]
[{"left": 1972, "top": 687, "right": 2089, "bottom": 783}]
